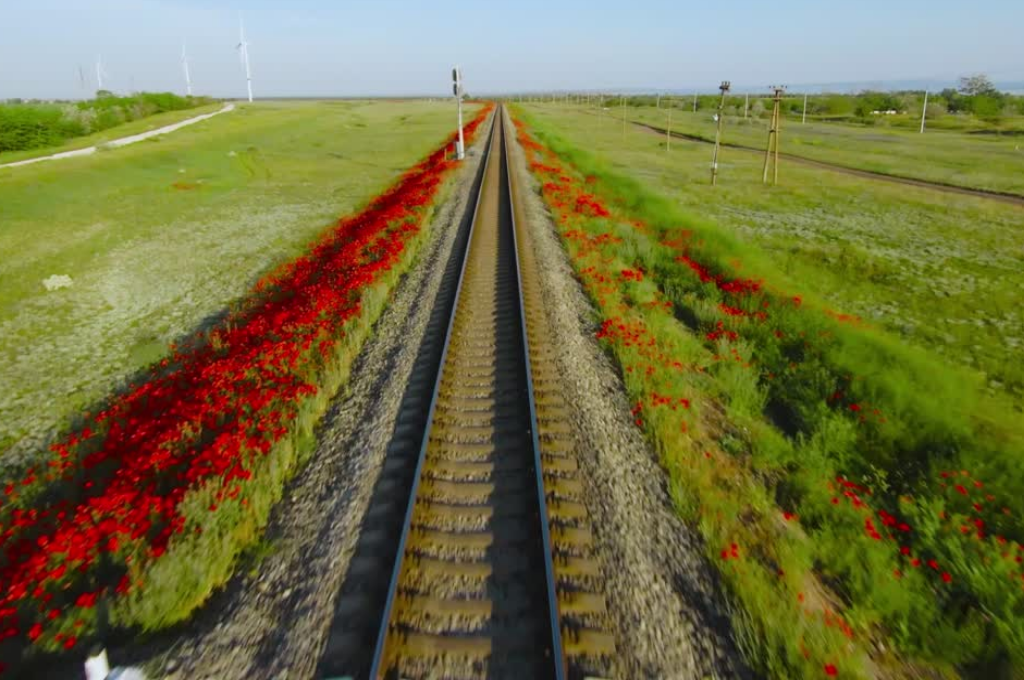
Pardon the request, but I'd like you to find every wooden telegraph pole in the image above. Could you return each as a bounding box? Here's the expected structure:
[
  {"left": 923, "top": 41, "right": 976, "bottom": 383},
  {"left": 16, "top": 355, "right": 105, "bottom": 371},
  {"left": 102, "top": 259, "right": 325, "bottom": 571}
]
[
  {"left": 762, "top": 85, "right": 785, "bottom": 185},
  {"left": 622, "top": 93, "right": 627, "bottom": 140},
  {"left": 666, "top": 97, "right": 673, "bottom": 151},
  {"left": 711, "top": 80, "right": 731, "bottom": 186},
  {"left": 920, "top": 90, "right": 929, "bottom": 134}
]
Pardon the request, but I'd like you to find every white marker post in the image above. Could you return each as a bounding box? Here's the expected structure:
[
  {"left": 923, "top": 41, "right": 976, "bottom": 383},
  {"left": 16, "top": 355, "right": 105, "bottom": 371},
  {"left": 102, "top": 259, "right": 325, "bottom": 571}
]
[
  {"left": 84, "top": 650, "right": 110, "bottom": 680},
  {"left": 802, "top": 92, "right": 808, "bottom": 124},
  {"left": 452, "top": 66, "right": 465, "bottom": 160},
  {"left": 744, "top": 92, "right": 749, "bottom": 119},
  {"left": 920, "top": 90, "right": 929, "bottom": 134}
]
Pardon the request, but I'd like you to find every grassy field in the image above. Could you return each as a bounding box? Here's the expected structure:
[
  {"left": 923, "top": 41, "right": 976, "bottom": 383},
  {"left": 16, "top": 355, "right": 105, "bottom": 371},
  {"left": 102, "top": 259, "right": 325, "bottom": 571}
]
[
  {"left": 0, "top": 99, "right": 479, "bottom": 459},
  {"left": 512, "top": 103, "right": 1024, "bottom": 678},
  {"left": 0, "top": 103, "right": 223, "bottom": 164},
  {"left": 519, "top": 104, "right": 1024, "bottom": 403},
  {"left": 604, "top": 103, "right": 1024, "bottom": 195}
]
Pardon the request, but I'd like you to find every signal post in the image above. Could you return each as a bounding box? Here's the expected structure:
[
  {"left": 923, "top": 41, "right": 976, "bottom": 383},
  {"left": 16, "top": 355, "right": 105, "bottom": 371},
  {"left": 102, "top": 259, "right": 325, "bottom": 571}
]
[
  {"left": 711, "top": 80, "right": 731, "bottom": 186},
  {"left": 453, "top": 67, "right": 465, "bottom": 160}
]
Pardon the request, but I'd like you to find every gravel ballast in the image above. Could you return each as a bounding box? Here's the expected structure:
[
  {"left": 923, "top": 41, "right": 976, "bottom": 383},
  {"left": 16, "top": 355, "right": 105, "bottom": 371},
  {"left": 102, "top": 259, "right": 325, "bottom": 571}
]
[{"left": 503, "top": 107, "right": 752, "bottom": 679}]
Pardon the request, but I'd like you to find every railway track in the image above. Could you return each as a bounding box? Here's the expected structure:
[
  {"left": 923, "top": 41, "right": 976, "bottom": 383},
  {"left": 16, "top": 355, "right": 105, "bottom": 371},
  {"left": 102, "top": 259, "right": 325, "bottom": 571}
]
[{"left": 317, "top": 107, "right": 615, "bottom": 679}]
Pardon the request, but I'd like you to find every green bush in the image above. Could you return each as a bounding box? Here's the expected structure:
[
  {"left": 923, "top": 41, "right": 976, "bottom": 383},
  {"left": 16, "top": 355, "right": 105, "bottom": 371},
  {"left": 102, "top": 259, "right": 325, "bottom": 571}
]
[{"left": 0, "top": 92, "right": 214, "bottom": 154}]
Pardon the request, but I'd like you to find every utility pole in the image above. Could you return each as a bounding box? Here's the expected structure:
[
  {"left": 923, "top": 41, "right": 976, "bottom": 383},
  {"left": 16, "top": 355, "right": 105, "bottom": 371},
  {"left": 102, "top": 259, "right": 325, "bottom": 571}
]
[
  {"left": 711, "top": 80, "right": 731, "bottom": 186},
  {"left": 693, "top": 92, "right": 698, "bottom": 112},
  {"left": 802, "top": 92, "right": 808, "bottom": 124},
  {"left": 920, "top": 89, "right": 929, "bottom": 134},
  {"left": 622, "top": 93, "right": 627, "bottom": 140},
  {"left": 763, "top": 85, "right": 785, "bottom": 185},
  {"left": 452, "top": 66, "right": 465, "bottom": 160},
  {"left": 666, "top": 98, "right": 673, "bottom": 151},
  {"left": 744, "top": 92, "right": 749, "bottom": 119},
  {"left": 656, "top": 92, "right": 661, "bottom": 109}
]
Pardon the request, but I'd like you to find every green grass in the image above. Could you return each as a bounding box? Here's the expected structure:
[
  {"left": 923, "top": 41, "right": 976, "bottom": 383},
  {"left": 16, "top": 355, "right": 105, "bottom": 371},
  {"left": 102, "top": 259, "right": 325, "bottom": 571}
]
[
  {"left": 512, "top": 104, "right": 1024, "bottom": 678},
  {"left": 586, "top": 102, "right": 1024, "bottom": 195},
  {"left": 520, "top": 104, "right": 1024, "bottom": 403},
  {"left": 0, "top": 103, "right": 223, "bottom": 164},
  {"left": 0, "top": 99, "right": 479, "bottom": 458}
]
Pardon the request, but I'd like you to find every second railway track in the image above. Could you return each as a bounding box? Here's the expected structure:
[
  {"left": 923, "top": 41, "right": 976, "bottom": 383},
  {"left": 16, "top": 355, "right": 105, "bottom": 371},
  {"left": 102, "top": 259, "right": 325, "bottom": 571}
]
[{"left": 317, "top": 107, "right": 616, "bottom": 679}]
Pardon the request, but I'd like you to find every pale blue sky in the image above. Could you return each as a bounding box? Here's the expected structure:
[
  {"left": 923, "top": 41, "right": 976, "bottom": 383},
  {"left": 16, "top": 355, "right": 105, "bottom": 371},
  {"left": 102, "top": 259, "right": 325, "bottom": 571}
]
[{"left": 1, "top": 0, "right": 1022, "bottom": 99}]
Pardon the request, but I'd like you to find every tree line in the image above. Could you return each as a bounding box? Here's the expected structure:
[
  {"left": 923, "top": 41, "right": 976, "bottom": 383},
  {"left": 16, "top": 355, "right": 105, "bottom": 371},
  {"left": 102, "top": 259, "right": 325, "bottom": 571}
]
[{"left": 0, "top": 92, "right": 215, "bottom": 154}]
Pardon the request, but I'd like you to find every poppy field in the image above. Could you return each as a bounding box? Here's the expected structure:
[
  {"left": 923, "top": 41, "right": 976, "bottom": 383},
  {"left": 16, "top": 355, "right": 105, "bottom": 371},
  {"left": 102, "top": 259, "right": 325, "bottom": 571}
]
[
  {"left": 0, "top": 104, "right": 492, "bottom": 672},
  {"left": 511, "top": 106, "right": 1024, "bottom": 678},
  {"left": 0, "top": 100, "right": 482, "bottom": 468}
]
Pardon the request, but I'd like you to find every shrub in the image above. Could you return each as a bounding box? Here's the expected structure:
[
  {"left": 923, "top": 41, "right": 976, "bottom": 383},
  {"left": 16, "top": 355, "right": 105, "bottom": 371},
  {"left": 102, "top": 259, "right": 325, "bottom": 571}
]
[{"left": 0, "top": 92, "right": 214, "bottom": 154}]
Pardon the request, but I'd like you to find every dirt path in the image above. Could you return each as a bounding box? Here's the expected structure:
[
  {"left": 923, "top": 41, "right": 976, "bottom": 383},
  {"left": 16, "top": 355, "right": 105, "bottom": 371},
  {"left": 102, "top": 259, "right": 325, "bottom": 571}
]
[
  {"left": 0, "top": 104, "right": 236, "bottom": 169},
  {"left": 630, "top": 118, "right": 1024, "bottom": 207}
]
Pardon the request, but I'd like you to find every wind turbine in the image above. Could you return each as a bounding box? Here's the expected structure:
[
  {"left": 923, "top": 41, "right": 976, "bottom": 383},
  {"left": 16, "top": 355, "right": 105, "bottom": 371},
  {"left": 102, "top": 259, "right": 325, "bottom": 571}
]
[
  {"left": 181, "top": 42, "right": 193, "bottom": 96},
  {"left": 236, "top": 18, "right": 253, "bottom": 102},
  {"left": 95, "top": 55, "right": 110, "bottom": 92}
]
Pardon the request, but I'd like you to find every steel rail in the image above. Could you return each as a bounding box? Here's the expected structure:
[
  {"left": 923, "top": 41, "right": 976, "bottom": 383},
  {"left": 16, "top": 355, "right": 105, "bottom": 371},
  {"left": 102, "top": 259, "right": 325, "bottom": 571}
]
[
  {"left": 501, "top": 108, "right": 566, "bottom": 680},
  {"left": 366, "top": 113, "right": 496, "bottom": 680},
  {"left": 367, "top": 107, "right": 564, "bottom": 679}
]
